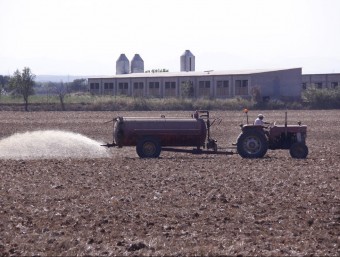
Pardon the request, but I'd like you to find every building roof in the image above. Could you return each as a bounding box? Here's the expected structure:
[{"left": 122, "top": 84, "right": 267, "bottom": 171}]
[
  {"left": 88, "top": 68, "right": 300, "bottom": 80},
  {"left": 302, "top": 72, "right": 340, "bottom": 76}
]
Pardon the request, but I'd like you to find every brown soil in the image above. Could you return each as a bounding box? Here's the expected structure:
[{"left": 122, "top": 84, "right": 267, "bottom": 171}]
[{"left": 0, "top": 110, "right": 339, "bottom": 256}]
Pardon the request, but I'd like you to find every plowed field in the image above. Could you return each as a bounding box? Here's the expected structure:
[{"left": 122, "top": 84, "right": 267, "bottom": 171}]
[{"left": 0, "top": 110, "right": 339, "bottom": 256}]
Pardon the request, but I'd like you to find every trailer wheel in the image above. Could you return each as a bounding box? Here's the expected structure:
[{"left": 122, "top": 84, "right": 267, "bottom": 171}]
[
  {"left": 290, "top": 142, "right": 308, "bottom": 159},
  {"left": 237, "top": 131, "right": 268, "bottom": 158},
  {"left": 136, "top": 137, "right": 161, "bottom": 158}
]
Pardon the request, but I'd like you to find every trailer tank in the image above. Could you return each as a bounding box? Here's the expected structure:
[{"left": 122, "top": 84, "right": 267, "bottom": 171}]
[
  {"left": 101, "top": 111, "right": 217, "bottom": 158},
  {"left": 113, "top": 116, "right": 207, "bottom": 149}
]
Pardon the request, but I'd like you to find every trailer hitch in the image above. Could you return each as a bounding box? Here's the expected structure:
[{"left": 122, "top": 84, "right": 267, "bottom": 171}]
[{"left": 101, "top": 142, "right": 117, "bottom": 148}]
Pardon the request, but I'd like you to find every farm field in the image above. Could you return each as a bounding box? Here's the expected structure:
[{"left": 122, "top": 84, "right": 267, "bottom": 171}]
[{"left": 0, "top": 110, "right": 339, "bottom": 256}]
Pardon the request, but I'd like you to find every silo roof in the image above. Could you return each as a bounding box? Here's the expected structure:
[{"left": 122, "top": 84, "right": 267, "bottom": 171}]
[
  {"left": 116, "top": 54, "right": 129, "bottom": 62},
  {"left": 181, "top": 50, "right": 194, "bottom": 57},
  {"left": 132, "top": 54, "right": 143, "bottom": 62}
]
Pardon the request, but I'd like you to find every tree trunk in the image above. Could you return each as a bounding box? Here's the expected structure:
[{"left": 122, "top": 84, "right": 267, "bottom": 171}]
[
  {"left": 24, "top": 95, "right": 29, "bottom": 111},
  {"left": 59, "top": 95, "right": 65, "bottom": 111}
]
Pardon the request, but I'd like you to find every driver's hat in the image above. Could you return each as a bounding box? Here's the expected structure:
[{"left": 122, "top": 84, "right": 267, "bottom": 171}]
[{"left": 258, "top": 114, "right": 264, "bottom": 118}]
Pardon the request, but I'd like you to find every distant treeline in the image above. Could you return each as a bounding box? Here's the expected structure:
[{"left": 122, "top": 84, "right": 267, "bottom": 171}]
[
  {"left": 0, "top": 75, "right": 88, "bottom": 95},
  {"left": 34, "top": 78, "right": 88, "bottom": 95}
]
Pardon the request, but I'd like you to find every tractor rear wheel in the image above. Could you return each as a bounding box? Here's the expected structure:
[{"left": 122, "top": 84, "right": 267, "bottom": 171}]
[
  {"left": 237, "top": 131, "right": 268, "bottom": 158},
  {"left": 136, "top": 137, "right": 161, "bottom": 158},
  {"left": 290, "top": 142, "right": 308, "bottom": 159}
]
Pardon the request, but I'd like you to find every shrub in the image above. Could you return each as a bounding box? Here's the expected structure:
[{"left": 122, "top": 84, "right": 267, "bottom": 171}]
[
  {"left": 302, "top": 86, "right": 340, "bottom": 109},
  {"left": 133, "top": 97, "right": 150, "bottom": 111},
  {"left": 2, "top": 91, "right": 337, "bottom": 111}
]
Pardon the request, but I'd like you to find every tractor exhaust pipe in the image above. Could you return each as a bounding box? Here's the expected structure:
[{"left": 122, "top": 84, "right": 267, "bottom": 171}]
[{"left": 285, "top": 111, "right": 288, "bottom": 138}]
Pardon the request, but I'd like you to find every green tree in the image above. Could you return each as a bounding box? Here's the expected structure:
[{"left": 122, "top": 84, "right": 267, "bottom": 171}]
[
  {"left": 302, "top": 86, "right": 340, "bottom": 109},
  {"left": 9, "top": 67, "right": 35, "bottom": 111},
  {"left": 181, "top": 81, "right": 194, "bottom": 98}
]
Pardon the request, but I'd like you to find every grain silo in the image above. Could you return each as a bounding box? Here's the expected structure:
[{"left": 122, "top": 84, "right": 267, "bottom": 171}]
[
  {"left": 180, "top": 50, "right": 195, "bottom": 72},
  {"left": 116, "top": 54, "right": 130, "bottom": 74},
  {"left": 131, "top": 54, "right": 144, "bottom": 73}
]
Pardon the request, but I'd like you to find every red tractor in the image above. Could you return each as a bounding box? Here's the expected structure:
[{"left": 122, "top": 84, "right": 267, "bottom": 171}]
[{"left": 236, "top": 110, "right": 308, "bottom": 159}]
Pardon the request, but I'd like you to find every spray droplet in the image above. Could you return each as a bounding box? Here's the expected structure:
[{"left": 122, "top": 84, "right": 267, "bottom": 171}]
[{"left": 0, "top": 130, "right": 111, "bottom": 160}]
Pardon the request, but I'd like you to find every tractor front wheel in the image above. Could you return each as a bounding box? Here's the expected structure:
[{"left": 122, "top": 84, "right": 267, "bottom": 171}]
[
  {"left": 237, "top": 131, "right": 268, "bottom": 158},
  {"left": 290, "top": 142, "right": 308, "bottom": 159},
  {"left": 136, "top": 137, "right": 161, "bottom": 158}
]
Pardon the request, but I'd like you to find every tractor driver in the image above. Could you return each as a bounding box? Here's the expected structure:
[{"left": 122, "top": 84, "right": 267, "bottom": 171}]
[{"left": 254, "top": 114, "right": 270, "bottom": 126}]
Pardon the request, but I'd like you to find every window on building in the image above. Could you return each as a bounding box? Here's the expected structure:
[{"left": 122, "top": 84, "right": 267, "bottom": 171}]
[
  {"left": 104, "top": 83, "right": 114, "bottom": 90},
  {"left": 118, "top": 82, "right": 129, "bottom": 95},
  {"left": 165, "top": 82, "right": 176, "bottom": 89},
  {"left": 133, "top": 82, "right": 144, "bottom": 97},
  {"left": 149, "top": 82, "right": 160, "bottom": 97},
  {"left": 199, "top": 81, "right": 210, "bottom": 88},
  {"left": 198, "top": 81, "right": 211, "bottom": 97},
  {"left": 90, "top": 83, "right": 99, "bottom": 90},
  {"left": 149, "top": 82, "right": 160, "bottom": 89},
  {"left": 331, "top": 82, "right": 339, "bottom": 89},
  {"left": 164, "top": 81, "right": 176, "bottom": 97},
  {"left": 118, "top": 82, "right": 128, "bottom": 89},
  {"left": 315, "top": 82, "right": 322, "bottom": 89},
  {"left": 216, "top": 80, "right": 229, "bottom": 96},
  {"left": 133, "top": 82, "right": 144, "bottom": 89},
  {"left": 235, "top": 80, "right": 249, "bottom": 95}
]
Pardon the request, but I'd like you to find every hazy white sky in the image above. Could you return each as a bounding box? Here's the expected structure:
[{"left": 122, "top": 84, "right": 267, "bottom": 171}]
[{"left": 1, "top": 0, "right": 340, "bottom": 76}]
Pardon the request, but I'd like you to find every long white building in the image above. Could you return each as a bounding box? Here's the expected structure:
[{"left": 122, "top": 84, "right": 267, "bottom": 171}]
[
  {"left": 88, "top": 50, "right": 305, "bottom": 100},
  {"left": 88, "top": 68, "right": 302, "bottom": 101}
]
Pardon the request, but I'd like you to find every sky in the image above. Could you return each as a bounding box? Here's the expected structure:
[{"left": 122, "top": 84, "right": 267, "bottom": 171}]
[{"left": 1, "top": 0, "right": 340, "bottom": 76}]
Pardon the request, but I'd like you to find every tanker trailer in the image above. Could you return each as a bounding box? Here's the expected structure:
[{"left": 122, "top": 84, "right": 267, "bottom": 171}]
[
  {"left": 102, "top": 110, "right": 308, "bottom": 159},
  {"left": 102, "top": 111, "right": 222, "bottom": 158}
]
